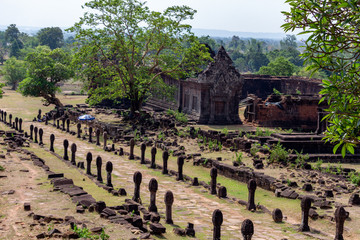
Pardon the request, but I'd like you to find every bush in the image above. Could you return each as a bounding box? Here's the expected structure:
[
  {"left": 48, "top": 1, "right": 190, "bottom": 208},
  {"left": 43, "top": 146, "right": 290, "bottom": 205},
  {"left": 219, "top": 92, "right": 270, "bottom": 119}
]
[
  {"left": 268, "top": 142, "right": 290, "bottom": 164},
  {"left": 349, "top": 172, "right": 360, "bottom": 186},
  {"left": 250, "top": 143, "right": 261, "bottom": 156},
  {"left": 166, "top": 109, "right": 188, "bottom": 124}
]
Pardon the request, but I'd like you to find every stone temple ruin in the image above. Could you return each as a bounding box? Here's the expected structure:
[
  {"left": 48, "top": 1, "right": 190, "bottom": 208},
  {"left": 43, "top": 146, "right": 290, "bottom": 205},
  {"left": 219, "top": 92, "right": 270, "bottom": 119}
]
[{"left": 147, "top": 46, "right": 323, "bottom": 127}]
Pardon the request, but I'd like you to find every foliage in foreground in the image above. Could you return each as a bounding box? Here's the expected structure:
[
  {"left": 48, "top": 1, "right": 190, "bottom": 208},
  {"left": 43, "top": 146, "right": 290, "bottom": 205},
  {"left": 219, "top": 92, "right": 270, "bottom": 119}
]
[{"left": 283, "top": 0, "right": 360, "bottom": 156}]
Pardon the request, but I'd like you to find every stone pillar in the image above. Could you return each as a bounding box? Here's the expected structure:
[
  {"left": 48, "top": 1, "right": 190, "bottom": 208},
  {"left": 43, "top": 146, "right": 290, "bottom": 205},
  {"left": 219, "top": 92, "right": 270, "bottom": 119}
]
[
  {"left": 148, "top": 178, "right": 158, "bottom": 213},
  {"left": 53, "top": 115, "right": 56, "bottom": 126},
  {"left": 299, "top": 196, "right": 312, "bottom": 232},
  {"left": 129, "top": 138, "right": 135, "bottom": 160},
  {"left": 50, "top": 134, "right": 55, "bottom": 152},
  {"left": 96, "top": 129, "right": 100, "bottom": 146},
  {"left": 150, "top": 147, "right": 157, "bottom": 169},
  {"left": 63, "top": 139, "right": 69, "bottom": 160},
  {"left": 38, "top": 128, "right": 43, "bottom": 145},
  {"left": 162, "top": 151, "right": 169, "bottom": 174},
  {"left": 37, "top": 109, "right": 42, "bottom": 120},
  {"left": 30, "top": 125, "right": 34, "bottom": 140},
  {"left": 77, "top": 123, "right": 81, "bottom": 138},
  {"left": 34, "top": 126, "right": 38, "bottom": 143},
  {"left": 210, "top": 167, "right": 217, "bottom": 195},
  {"left": 71, "top": 143, "right": 77, "bottom": 165},
  {"left": 15, "top": 117, "right": 18, "bottom": 131},
  {"left": 176, "top": 156, "right": 184, "bottom": 181},
  {"left": 105, "top": 161, "right": 113, "bottom": 187},
  {"left": 56, "top": 119, "right": 60, "bottom": 129},
  {"left": 45, "top": 116, "right": 48, "bottom": 125},
  {"left": 212, "top": 209, "right": 223, "bottom": 240},
  {"left": 19, "top": 118, "right": 23, "bottom": 132},
  {"left": 132, "top": 171, "right": 142, "bottom": 203},
  {"left": 103, "top": 132, "right": 108, "bottom": 150},
  {"left": 218, "top": 186, "right": 227, "bottom": 198},
  {"left": 86, "top": 152, "right": 92, "bottom": 175},
  {"left": 247, "top": 179, "right": 257, "bottom": 211},
  {"left": 164, "top": 190, "right": 174, "bottom": 224},
  {"left": 138, "top": 143, "right": 146, "bottom": 164},
  {"left": 62, "top": 118, "right": 66, "bottom": 131},
  {"left": 334, "top": 206, "right": 347, "bottom": 240},
  {"left": 66, "top": 119, "right": 70, "bottom": 132},
  {"left": 96, "top": 156, "right": 103, "bottom": 182},
  {"left": 88, "top": 127, "right": 93, "bottom": 143},
  {"left": 9, "top": 114, "right": 12, "bottom": 126},
  {"left": 241, "top": 219, "right": 254, "bottom": 240},
  {"left": 3, "top": 112, "right": 6, "bottom": 124},
  {"left": 272, "top": 208, "right": 283, "bottom": 223}
]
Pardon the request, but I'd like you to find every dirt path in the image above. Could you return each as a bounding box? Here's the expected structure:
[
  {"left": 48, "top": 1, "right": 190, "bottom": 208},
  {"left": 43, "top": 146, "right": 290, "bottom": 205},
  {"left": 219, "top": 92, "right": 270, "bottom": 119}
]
[{"left": 23, "top": 120, "right": 329, "bottom": 240}]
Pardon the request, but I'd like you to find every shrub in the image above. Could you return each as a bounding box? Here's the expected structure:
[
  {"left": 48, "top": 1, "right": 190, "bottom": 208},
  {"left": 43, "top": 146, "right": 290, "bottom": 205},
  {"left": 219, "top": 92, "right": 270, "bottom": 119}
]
[
  {"left": 250, "top": 143, "right": 261, "bottom": 156},
  {"left": 314, "top": 158, "right": 323, "bottom": 171},
  {"left": 268, "top": 142, "right": 290, "bottom": 164},
  {"left": 235, "top": 152, "right": 243, "bottom": 164},
  {"left": 0, "top": 165, "right": 4, "bottom": 171},
  {"left": 166, "top": 109, "right": 188, "bottom": 124},
  {"left": 294, "top": 150, "right": 309, "bottom": 169},
  {"left": 221, "top": 128, "right": 229, "bottom": 136},
  {"left": 349, "top": 172, "right": 360, "bottom": 186}
]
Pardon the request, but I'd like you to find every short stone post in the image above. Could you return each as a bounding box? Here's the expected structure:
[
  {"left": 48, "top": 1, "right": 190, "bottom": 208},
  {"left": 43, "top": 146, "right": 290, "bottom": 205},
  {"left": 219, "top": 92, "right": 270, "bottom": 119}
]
[
  {"left": 19, "top": 118, "right": 23, "bottom": 132},
  {"left": 103, "top": 132, "right": 108, "bottom": 150},
  {"left": 88, "top": 127, "right": 93, "bottom": 143},
  {"left": 38, "top": 128, "right": 43, "bottom": 145},
  {"left": 71, "top": 143, "right": 77, "bottom": 165},
  {"left": 50, "top": 134, "right": 55, "bottom": 152},
  {"left": 334, "top": 206, "right": 347, "bottom": 240},
  {"left": 30, "top": 125, "right": 34, "bottom": 140},
  {"left": 45, "top": 116, "right": 48, "bottom": 125},
  {"left": 9, "top": 114, "right": 12, "bottom": 126},
  {"left": 176, "top": 156, "right": 184, "bottom": 181},
  {"left": 272, "top": 208, "right": 283, "bottom": 223},
  {"left": 34, "top": 126, "right": 38, "bottom": 143},
  {"left": 162, "top": 151, "right": 169, "bottom": 174},
  {"left": 77, "top": 123, "right": 81, "bottom": 138},
  {"left": 4, "top": 112, "right": 7, "bottom": 123},
  {"left": 299, "top": 196, "right": 312, "bottom": 232},
  {"left": 63, "top": 139, "right": 69, "bottom": 160},
  {"left": 66, "top": 119, "right": 70, "bottom": 132},
  {"left": 148, "top": 178, "right": 158, "bottom": 212},
  {"left": 56, "top": 119, "right": 60, "bottom": 129},
  {"left": 164, "top": 190, "right": 174, "bottom": 224},
  {"left": 150, "top": 147, "right": 157, "bottom": 169},
  {"left": 37, "top": 109, "right": 42, "bottom": 120},
  {"left": 247, "top": 179, "right": 257, "bottom": 211},
  {"left": 106, "top": 161, "right": 113, "bottom": 187},
  {"left": 15, "top": 117, "right": 18, "bottom": 130},
  {"left": 212, "top": 209, "right": 223, "bottom": 240},
  {"left": 96, "top": 129, "right": 100, "bottom": 146},
  {"left": 132, "top": 171, "right": 142, "bottom": 203},
  {"left": 140, "top": 143, "right": 146, "bottom": 164},
  {"left": 129, "top": 138, "right": 135, "bottom": 160},
  {"left": 62, "top": 118, "right": 66, "bottom": 131},
  {"left": 96, "top": 156, "right": 103, "bottom": 182},
  {"left": 210, "top": 167, "right": 217, "bottom": 195},
  {"left": 241, "top": 219, "right": 254, "bottom": 240},
  {"left": 86, "top": 152, "right": 92, "bottom": 175},
  {"left": 53, "top": 115, "right": 56, "bottom": 126}
]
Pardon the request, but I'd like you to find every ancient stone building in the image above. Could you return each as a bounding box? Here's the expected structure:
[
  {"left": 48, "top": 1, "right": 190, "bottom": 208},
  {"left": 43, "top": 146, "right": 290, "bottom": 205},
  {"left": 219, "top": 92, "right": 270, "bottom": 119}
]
[{"left": 146, "top": 46, "right": 322, "bottom": 125}]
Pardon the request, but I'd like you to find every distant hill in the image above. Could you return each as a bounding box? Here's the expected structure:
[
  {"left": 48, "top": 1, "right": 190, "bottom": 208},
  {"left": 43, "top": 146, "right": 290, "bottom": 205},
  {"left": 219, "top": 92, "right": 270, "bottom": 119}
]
[{"left": 0, "top": 25, "right": 299, "bottom": 40}]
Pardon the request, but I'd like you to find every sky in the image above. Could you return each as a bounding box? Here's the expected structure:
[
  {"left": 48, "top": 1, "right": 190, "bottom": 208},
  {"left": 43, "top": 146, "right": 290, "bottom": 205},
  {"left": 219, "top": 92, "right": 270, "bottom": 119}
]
[{"left": 0, "top": 0, "right": 290, "bottom": 33}]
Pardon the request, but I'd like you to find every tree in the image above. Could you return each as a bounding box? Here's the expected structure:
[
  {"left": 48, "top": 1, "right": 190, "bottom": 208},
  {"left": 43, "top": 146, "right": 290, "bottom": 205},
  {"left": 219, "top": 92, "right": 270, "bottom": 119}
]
[
  {"left": 70, "top": 0, "right": 211, "bottom": 114},
  {"left": 5, "top": 24, "right": 24, "bottom": 57},
  {"left": 0, "top": 83, "right": 5, "bottom": 98},
  {"left": 37, "top": 27, "right": 64, "bottom": 49},
  {"left": 245, "top": 39, "right": 269, "bottom": 72},
  {"left": 257, "top": 56, "right": 296, "bottom": 76},
  {"left": 18, "top": 46, "right": 74, "bottom": 106},
  {"left": 283, "top": 0, "right": 360, "bottom": 155},
  {"left": 1, "top": 57, "right": 27, "bottom": 90}
]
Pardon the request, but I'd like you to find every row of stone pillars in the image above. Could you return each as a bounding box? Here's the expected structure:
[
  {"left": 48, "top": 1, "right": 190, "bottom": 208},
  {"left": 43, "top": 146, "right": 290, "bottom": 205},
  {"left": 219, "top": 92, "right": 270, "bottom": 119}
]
[{"left": 0, "top": 110, "right": 23, "bottom": 132}]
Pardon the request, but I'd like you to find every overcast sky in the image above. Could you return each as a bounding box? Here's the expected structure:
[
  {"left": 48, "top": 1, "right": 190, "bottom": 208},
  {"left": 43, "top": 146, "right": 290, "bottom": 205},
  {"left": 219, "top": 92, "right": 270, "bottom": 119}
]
[{"left": 0, "top": 0, "right": 290, "bottom": 33}]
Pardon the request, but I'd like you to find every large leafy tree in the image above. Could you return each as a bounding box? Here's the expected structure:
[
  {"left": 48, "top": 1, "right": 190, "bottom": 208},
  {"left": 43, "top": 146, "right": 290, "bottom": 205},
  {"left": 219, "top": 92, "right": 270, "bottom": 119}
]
[
  {"left": 18, "top": 46, "right": 74, "bottom": 107},
  {"left": 283, "top": 0, "right": 360, "bottom": 155},
  {"left": 37, "top": 27, "right": 64, "bottom": 49},
  {"left": 257, "top": 56, "right": 296, "bottom": 76},
  {"left": 69, "top": 0, "right": 211, "bottom": 114},
  {"left": 1, "top": 57, "right": 27, "bottom": 90},
  {"left": 5, "top": 24, "right": 24, "bottom": 57}
]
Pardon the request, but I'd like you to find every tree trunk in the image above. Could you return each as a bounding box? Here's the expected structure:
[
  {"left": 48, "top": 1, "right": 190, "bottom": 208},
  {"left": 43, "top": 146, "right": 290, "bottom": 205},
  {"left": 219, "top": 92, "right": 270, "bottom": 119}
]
[
  {"left": 130, "top": 97, "right": 143, "bottom": 117},
  {"left": 42, "top": 94, "right": 64, "bottom": 107}
]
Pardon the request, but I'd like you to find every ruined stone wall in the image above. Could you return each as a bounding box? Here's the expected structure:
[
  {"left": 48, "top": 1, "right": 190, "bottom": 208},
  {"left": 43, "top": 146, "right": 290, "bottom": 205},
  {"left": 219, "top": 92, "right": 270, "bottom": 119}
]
[
  {"left": 242, "top": 75, "right": 322, "bottom": 99},
  {"left": 246, "top": 95, "right": 323, "bottom": 131}
]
